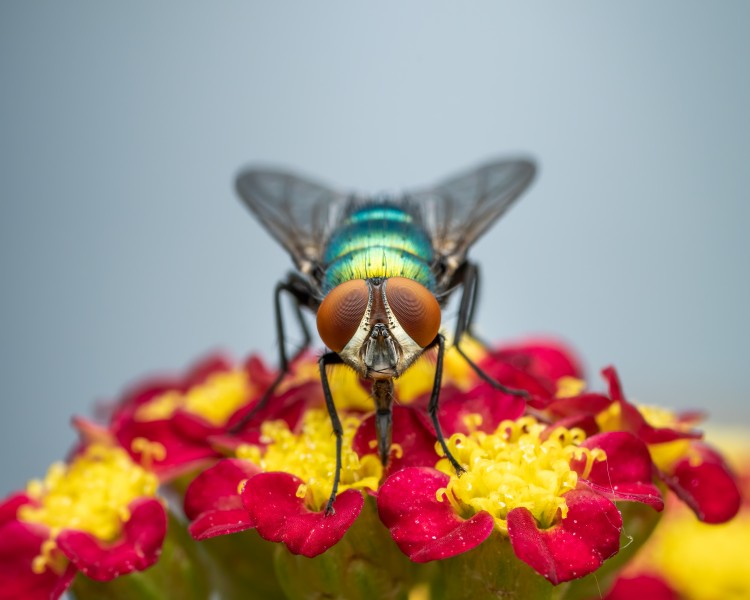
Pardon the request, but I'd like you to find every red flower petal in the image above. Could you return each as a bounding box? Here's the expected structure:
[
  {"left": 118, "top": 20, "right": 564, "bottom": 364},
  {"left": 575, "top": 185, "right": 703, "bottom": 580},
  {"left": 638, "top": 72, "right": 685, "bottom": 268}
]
[
  {"left": 476, "top": 358, "right": 556, "bottom": 409},
  {"left": 547, "top": 393, "right": 613, "bottom": 419},
  {"left": 0, "top": 492, "right": 34, "bottom": 525},
  {"left": 574, "top": 432, "right": 664, "bottom": 510},
  {"left": 661, "top": 442, "right": 741, "bottom": 523},
  {"left": 494, "top": 338, "right": 585, "bottom": 382},
  {"left": 56, "top": 498, "right": 167, "bottom": 581},
  {"left": 377, "top": 467, "right": 495, "bottom": 562},
  {"left": 507, "top": 488, "right": 622, "bottom": 584},
  {"left": 0, "top": 520, "right": 73, "bottom": 600},
  {"left": 601, "top": 367, "right": 701, "bottom": 444},
  {"left": 184, "top": 458, "right": 259, "bottom": 540},
  {"left": 114, "top": 417, "right": 218, "bottom": 481},
  {"left": 241, "top": 472, "right": 363, "bottom": 557},
  {"left": 227, "top": 380, "right": 321, "bottom": 438},
  {"left": 433, "top": 383, "right": 527, "bottom": 435},
  {"left": 604, "top": 574, "right": 679, "bottom": 600}
]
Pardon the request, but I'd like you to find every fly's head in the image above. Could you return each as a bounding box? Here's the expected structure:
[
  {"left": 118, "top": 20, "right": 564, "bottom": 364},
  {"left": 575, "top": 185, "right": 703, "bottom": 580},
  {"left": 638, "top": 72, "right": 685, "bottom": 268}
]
[{"left": 316, "top": 277, "right": 441, "bottom": 379}]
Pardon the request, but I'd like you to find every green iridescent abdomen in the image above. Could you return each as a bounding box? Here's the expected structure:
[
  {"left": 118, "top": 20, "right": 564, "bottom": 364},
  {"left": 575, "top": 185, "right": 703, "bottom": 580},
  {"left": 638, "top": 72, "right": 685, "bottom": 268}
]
[{"left": 322, "top": 204, "right": 434, "bottom": 292}]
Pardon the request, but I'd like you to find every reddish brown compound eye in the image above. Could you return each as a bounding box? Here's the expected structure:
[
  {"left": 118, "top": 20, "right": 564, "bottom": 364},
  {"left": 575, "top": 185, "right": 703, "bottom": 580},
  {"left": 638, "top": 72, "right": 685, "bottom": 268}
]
[
  {"left": 317, "top": 279, "right": 369, "bottom": 352},
  {"left": 384, "top": 277, "right": 441, "bottom": 348}
]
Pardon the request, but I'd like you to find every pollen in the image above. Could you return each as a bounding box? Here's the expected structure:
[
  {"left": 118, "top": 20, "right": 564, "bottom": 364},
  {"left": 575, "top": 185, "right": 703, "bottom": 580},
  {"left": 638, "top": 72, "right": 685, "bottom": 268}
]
[
  {"left": 435, "top": 416, "right": 603, "bottom": 533},
  {"left": 18, "top": 444, "right": 159, "bottom": 572},
  {"left": 135, "top": 370, "right": 253, "bottom": 426},
  {"left": 239, "top": 409, "right": 382, "bottom": 511}
]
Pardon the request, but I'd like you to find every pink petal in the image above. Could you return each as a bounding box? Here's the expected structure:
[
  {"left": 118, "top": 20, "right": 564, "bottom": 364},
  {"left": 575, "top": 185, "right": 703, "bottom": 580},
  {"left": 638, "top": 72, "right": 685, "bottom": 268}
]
[
  {"left": 661, "top": 442, "right": 741, "bottom": 523},
  {"left": 377, "top": 467, "right": 495, "bottom": 562},
  {"left": 494, "top": 338, "right": 585, "bottom": 382},
  {"left": 227, "top": 380, "right": 320, "bottom": 434},
  {"left": 547, "top": 393, "right": 613, "bottom": 419},
  {"left": 507, "top": 488, "right": 622, "bottom": 584},
  {"left": 114, "top": 418, "right": 218, "bottom": 481},
  {"left": 477, "top": 358, "right": 556, "bottom": 409},
  {"left": 0, "top": 492, "right": 34, "bottom": 525},
  {"left": 184, "top": 458, "right": 259, "bottom": 540},
  {"left": 0, "top": 520, "right": 71, "bottom": 600},
  {"left": 574, "top": 432, "right": 664, "bottom": 510},
  {"left": 604, "top": 574, "right": 679, "bottom": 600},
  {"left": 434, "top": 383, "right": 527, "bottom": 435},
  {"left": 183, "top": 354, "right": 235, "bottom": 387},
  {"left": 56, "top": 498, "right": 167, "bottom": 581},
  {"left": 601, "top": 367, "right": 701, "bottom": 444},
  {"left": 241, "top": 472, "right": 363, "bottom": 557}
]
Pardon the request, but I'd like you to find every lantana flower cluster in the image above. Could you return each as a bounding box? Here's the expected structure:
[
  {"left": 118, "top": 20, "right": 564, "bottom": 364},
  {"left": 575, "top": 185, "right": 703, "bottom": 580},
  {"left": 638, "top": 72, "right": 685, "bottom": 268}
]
[{"left": 0, "top": 338, "right": 742, "bottom": 599}]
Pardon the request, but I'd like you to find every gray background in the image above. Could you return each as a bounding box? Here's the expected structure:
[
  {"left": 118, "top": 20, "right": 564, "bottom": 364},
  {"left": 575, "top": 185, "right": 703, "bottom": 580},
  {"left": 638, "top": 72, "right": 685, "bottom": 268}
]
[{"left": 2, "top": 2, "right": 748, "bottom": 497}]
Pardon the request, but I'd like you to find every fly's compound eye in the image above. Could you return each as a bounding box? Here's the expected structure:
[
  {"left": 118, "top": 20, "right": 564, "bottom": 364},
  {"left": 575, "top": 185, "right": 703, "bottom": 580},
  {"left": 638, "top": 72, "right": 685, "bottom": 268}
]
[
  {"left": 384, "top": 277, "right": 441, "bottom": 348},
  {"left": 317, "top": 279, "right": 369, "bottom": 352}
]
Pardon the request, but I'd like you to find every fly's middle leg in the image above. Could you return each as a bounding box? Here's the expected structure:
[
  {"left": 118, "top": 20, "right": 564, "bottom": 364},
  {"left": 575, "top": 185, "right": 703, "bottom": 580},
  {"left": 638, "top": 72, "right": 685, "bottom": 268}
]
[{"left": 230, "top": 273, "right": 315, "bottom": 434}]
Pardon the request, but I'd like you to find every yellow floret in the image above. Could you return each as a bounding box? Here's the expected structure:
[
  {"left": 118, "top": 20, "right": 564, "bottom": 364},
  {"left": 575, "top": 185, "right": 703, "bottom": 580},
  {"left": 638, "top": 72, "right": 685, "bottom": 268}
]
[
  {"left": 436, "top": 416, "right": 604, "bottom": 533},
  {"left": 237, "top": 409, "right": 382, "bottom": 511},
  {"left": 19, "top": 444, "right": 159, "bottom": 574}
]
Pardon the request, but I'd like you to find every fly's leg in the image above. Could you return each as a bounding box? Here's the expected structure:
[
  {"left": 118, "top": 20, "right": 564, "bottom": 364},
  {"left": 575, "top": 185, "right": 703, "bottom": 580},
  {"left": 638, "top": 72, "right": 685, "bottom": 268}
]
[
  {"left": 428, "top": 333, "right": 465, "bottom": 475},
  {"left": 319, "top": 351, "right": 344, "bottom": 515},
  {"left": 230, "top": 273, "right": 315, "bottom": 434},
  {"left": 453, "top": 262, "right": 529, "bottom": 399}
]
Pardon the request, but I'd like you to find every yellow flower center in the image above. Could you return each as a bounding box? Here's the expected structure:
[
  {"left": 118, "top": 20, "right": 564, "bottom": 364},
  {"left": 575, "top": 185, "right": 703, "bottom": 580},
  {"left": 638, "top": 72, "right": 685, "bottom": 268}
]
[
  {"left": 237, "top": 409, "right": 382, "bottom": 511},
  {"left": 18, "top": 444, "right": 159, "bottom": 573},
  {"left": 436, "top": 416, "right": 605, "bottom": 533},
  {"left": 135, "top": 370, "right": 253, "bottom": 426}
]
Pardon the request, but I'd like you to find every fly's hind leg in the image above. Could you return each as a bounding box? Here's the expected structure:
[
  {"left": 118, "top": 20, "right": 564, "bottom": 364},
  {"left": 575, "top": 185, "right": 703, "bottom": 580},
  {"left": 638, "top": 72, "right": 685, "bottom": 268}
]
[
  {"left": 230, "top": 272, "right": 316, "bottom": 434},
  {"left": 428, "top": 333, "right": 465, "bottom": 475},
  {"left": 452, "top": 262, "right": 529, "bottom": 399},
  {"left": 319, "top": 351, "right": 345, "bottom": 515}
]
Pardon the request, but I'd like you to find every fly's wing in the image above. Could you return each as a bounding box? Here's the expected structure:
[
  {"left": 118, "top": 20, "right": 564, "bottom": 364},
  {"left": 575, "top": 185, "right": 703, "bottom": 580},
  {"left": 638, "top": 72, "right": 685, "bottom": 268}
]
[
  {"left": 235, "top": 168, "right": 351, "bottom": 287},
  {"left": 409, "top": 158, "right": 537, "bottom": 290}
]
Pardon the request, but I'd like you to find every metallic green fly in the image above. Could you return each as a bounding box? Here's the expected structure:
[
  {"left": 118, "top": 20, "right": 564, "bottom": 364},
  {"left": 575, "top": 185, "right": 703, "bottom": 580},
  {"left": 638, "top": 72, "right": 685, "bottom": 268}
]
[{"left": 233, "top": 158, "right": 536, "bottom": 513}]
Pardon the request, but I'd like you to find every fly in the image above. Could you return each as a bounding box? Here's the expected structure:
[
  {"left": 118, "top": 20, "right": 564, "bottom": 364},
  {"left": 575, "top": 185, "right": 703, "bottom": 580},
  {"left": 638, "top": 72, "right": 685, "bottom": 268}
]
[{"left": 232, "top": 158, "right": 537, "bottom": 514}]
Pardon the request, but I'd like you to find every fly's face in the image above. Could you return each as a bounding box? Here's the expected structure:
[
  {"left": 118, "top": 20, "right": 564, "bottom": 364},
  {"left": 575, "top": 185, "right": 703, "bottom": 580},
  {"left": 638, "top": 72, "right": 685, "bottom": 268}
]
[{"left": 316, "top": 277, "right": 441, "bottom": 379}]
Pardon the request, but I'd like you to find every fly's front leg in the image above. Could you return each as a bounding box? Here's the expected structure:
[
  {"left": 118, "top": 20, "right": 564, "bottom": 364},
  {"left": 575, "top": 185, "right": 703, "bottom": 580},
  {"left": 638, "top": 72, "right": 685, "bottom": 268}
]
[
  {"left": 428, "top": 333, "right": 464, "bottom": 475},
  {"left": 319, "top": 351, "right": 345, "bottom": 515},
  {"left": 453, "top": 262, "right": 529, "bottom": 399},
  {"left": 230, "top": 273, "right": 315, "bottom": 434}
]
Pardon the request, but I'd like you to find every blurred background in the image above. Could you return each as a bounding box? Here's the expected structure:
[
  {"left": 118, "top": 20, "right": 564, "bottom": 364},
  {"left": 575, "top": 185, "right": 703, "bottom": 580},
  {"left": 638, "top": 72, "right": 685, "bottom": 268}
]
[{"left": 1, "top": 2, "right": 748, "bottom": 496}]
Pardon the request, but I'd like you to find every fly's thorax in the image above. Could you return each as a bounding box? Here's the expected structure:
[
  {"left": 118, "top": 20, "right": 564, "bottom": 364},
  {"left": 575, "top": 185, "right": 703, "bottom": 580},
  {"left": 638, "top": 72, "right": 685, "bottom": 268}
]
[
  {"left": 321, "top": 203, "right": 435, "bottom": 292},
  {"left": 316, "top": 277, "right": 441, "bottom": 380}
]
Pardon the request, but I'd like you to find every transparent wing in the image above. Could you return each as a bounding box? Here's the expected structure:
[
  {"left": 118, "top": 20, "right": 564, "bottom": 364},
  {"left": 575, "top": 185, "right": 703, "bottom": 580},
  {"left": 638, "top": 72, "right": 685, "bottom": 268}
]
[
  {"left": 409, "top": 158, "right": 537, "bottom": 288},
  {"left": 235, "top": 168, "right": 351, "bottom": 283}
]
